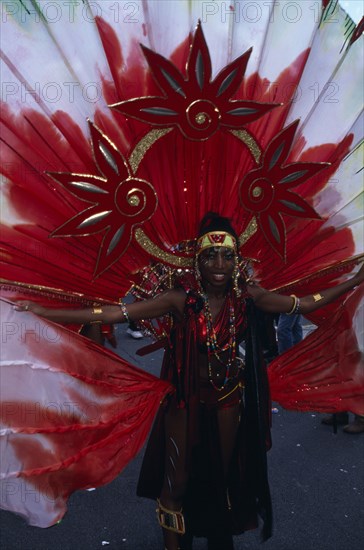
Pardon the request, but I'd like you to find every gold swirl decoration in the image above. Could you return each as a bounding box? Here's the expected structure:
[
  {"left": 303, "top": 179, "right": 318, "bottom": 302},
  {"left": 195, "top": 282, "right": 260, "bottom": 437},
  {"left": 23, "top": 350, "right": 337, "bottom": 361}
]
[
  {"left": 185, "top": 100, "right": 221, "bottom": 139},
  {"left": 115, "top": 178, "right": 157, "bottom": 218}
]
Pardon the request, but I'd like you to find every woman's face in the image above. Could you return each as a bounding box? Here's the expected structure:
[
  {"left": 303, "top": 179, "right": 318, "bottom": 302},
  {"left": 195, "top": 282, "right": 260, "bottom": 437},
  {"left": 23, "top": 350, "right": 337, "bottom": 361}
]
[{"left": 198, "top": 246, "right": 235, "bottom": 290}]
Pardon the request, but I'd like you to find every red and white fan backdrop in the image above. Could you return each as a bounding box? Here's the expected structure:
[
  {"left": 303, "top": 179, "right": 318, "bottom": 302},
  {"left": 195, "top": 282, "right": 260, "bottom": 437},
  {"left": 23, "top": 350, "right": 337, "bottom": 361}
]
[{"left": 0, "top": 0, "right": 363, "bottom": 527}]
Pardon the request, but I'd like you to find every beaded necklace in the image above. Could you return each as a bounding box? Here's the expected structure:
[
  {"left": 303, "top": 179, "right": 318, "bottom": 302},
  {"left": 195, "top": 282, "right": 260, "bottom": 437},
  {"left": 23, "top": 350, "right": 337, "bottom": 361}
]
[{"left": 201, "top": 292, "right": 237, "bottom": 390}]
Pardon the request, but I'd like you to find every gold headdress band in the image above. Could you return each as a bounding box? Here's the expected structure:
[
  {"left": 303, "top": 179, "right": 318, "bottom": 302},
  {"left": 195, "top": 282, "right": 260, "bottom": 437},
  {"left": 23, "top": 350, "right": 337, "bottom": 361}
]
[{"left": 196, "top": 231, "right": 237, "bottom": 255}]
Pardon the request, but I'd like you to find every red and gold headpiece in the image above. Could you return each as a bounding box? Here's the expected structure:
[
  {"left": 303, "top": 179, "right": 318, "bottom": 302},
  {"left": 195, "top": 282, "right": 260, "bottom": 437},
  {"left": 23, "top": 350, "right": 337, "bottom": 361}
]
[{"left": 196, "top": 231, "right": 237, "bottom": 255}]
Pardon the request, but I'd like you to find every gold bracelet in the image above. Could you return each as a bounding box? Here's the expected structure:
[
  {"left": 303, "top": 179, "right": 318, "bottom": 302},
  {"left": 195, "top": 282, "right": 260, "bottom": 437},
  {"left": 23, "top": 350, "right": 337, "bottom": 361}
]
[
  {"left": 92, "top": 307, "right": 103, "bottom": 315},
  {"left": 313, "top": 293, "right": 323, "bottom": 302},
  {"left": 287, "top": 295, "right": 298, "bottom": 315},
  {"left": 120, "top": 302, "right": 130, "bottom": 323},
  {"left": 287, "top": 295, "right": 301, "bottom": 315}
]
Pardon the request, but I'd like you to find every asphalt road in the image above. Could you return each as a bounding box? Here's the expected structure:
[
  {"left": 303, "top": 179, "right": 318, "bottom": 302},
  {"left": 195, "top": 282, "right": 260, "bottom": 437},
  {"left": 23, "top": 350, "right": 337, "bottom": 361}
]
[{"left": 1, "top": 323, "right": 363, "bottom": 550}]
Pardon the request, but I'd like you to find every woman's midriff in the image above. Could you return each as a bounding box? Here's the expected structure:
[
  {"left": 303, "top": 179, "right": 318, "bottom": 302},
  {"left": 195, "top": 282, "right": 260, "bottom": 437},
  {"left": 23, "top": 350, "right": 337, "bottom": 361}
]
[{"left": 198, "top": 351, "right": 244, "bottom": 407}]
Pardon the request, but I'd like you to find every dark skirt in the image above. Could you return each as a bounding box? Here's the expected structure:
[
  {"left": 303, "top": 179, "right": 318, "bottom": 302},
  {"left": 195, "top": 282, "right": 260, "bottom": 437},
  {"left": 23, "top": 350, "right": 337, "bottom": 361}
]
[
  {"left": 137, "top": 384, "right": 266, "bottom": 539},
  {"left": 137, "top": 300, "right": 273, "bottom": 541}
]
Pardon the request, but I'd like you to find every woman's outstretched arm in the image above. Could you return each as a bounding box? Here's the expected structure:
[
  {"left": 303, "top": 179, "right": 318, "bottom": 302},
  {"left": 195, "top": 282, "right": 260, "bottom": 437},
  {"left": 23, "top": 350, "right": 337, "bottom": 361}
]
[
  {"left": 15, "top": 289, "right": 187, "bottom": 324},
  {"left": 246, "top": 264, "right": 364, "bottom": 315}
]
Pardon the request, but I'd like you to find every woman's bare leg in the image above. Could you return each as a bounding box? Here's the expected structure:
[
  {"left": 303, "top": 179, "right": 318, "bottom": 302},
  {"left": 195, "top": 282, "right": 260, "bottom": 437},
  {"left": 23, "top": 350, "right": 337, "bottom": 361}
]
[
  {"left": 207, "top": 401, "right": 240, "bottom": 550},
  {"left": 159, "top": 404, "right": 189, "bottom": 550},
  {"left": 217, "top": 402, "right": 240, "bottom": 479}
]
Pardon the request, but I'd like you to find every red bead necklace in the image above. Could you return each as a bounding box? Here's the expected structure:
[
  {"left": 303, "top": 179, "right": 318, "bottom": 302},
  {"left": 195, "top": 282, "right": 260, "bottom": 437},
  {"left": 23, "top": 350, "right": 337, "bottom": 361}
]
[{"left": 202, "top": 292, "right": 237, "bottom": 390}]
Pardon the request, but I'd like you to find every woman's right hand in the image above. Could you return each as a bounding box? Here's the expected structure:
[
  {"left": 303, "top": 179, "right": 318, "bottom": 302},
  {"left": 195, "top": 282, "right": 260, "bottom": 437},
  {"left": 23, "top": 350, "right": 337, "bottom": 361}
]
[{"left": 14, "top": 301, "right": 46, "bottom": 316}]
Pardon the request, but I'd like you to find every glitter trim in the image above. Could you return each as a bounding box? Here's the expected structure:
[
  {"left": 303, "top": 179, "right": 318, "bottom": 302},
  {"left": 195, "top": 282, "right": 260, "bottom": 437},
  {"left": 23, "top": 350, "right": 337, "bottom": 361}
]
[
  {"left": 0, "top": 278, "right": 120, "bottom": 305},
  {"left": 229, "top": 129, "right": 261, "bottom": 163},
  {"left": 129, "top": 128, "right": 173, "bottom": 174},
  {"left": 238, "top": 217, "right": 258, "bottom": 247},
  {"left": 134, "top": 228, "right": 193, "bottom": 267},
  {"left": 270, "top": 254, "right": 364, "bottom": 292}
]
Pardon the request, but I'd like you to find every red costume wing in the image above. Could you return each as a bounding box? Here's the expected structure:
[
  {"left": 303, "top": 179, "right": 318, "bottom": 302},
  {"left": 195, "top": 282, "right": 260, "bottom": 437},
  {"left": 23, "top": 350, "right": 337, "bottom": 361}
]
[
  {"left": 269, "top": 287, "right": 364, "bottom": 415},
  {"left": 0, "top": 300, "right": 172, "bottom": 527}
]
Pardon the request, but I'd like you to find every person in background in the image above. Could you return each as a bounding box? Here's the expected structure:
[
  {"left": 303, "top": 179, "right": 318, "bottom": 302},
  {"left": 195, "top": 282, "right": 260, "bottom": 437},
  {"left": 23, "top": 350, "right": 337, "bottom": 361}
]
[
  {"left": 321, "top": 412, "right": 364, "bottom": 434},
  {"left": 277, "top": 313, "right": 303, "bottom": 354},
  {"left": 127, "top": 320, "right": 144, "bottom": 339}
]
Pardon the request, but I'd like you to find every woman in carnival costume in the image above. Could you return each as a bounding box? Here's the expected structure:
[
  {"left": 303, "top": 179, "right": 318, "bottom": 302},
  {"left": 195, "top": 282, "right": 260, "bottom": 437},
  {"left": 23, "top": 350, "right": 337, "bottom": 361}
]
[
  {"left": 15, "top": 211, "right": 364, "bottom": 550},
  {"left": 1, "top": 1, "right": 364, "bottom": 548}
]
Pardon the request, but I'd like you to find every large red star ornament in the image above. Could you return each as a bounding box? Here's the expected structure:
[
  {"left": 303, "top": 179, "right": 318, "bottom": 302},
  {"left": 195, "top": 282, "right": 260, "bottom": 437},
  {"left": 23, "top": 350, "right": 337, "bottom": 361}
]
[
  {"left": 111, "top": 22, "right": 279, "bottom": 140},
  {"left": 48, "top": 121, "right": 157, "bottom": 277},
  {"left": 239, "top": 120, "right": 329, "bottom": 259}
]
